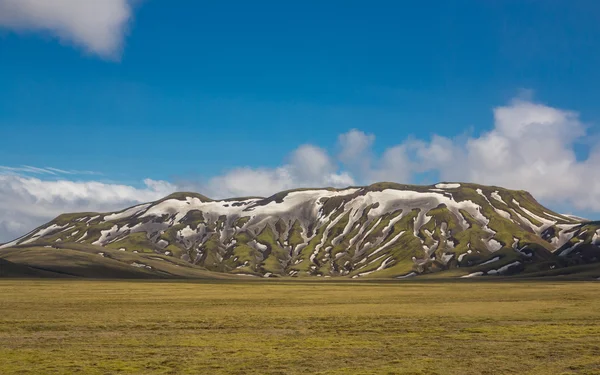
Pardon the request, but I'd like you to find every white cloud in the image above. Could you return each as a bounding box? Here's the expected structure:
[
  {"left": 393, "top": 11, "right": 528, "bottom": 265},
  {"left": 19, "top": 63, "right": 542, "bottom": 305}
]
[
  {"left": 336, "top": 129, "right": 417, "bottom": 184},
  {"left": 0, "top": 0, "right": 134, "bottom": 59},
  {"left": 204, "top": 144, "right": 354, "bottom": 198},
  {"left": 0, "top": 145, "right": 356, "bottom": 242},
  {"left": 337, "top": 129, "right": 375, "bottom": 171},
  {"left": 411, "top": 135, "right": 466, "bottom": 176},
  {"left": 0, "top": 165, "right": 101, "bottom": 176},
  {"left": 354, "top": 97, "right": 600, "bottom": 212},
  {"left": 459, "top": 99, "right": 599, "bottom": 210},
  {"left": 0, "top": 175, "right": 175, "bottom": 243},
  {"left": 291, "top": 97, "right": 599, "bottom": 213}
]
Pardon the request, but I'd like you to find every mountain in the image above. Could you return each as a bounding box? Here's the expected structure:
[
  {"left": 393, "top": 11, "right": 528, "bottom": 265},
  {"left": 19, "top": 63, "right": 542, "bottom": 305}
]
[{"left": 2, "top": 182, "right": 599, "bottom": 279}]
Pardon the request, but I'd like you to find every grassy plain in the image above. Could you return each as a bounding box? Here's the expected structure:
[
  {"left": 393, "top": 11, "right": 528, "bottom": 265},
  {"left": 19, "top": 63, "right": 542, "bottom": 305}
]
[{"left": 1, "top": 280, "right": 599, "bottom": 374}]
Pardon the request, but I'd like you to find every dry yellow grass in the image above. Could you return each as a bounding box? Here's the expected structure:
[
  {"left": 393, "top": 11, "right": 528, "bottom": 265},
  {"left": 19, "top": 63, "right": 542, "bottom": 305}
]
[{"left": 1, "top": 280, "right": 599, "bottom": 374}]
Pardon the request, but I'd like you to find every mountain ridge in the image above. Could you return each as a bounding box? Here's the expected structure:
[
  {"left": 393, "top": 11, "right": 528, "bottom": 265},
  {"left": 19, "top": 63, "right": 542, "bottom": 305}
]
[{"left": 2, "top": 182, "right": 599, "bottom": 279}]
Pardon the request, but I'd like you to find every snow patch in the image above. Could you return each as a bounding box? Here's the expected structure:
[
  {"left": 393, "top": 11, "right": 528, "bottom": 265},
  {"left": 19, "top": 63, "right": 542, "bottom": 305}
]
[
  {"left": 86, "top": 215, "right": 100, "bottom": 224},
  {"left": 435, "top": 183, "right": 461, "bottom": 189},
  {"left": 19, "top": 224, "right": 69, "bottom": 245},
  {"left": 512, "top": 237, "right": 519, "bottom": 249},
  {"left": 441, "top": 253, "right": 454, "bottom": 264},
  {"left": 354, "top": 256, "right": 395, "bottom": 277},
  {"left": 512, "top": 210, "right": 541, "bottom": 234},
  {"left": 556, "top": 223, "right": 580, "bottom": 231},
  {"left": 543, "top": 212, "right": 569, "bottom": 222},
  {"left": 131, "top": 262, "right": 151, "bottom": 269},
  {"left": 461, "top": 272, "right": 484, "bottom": 278},
  {"left": 368, "top": 231, "right": 405, "bottom": 258},
  {"left": 354, "top": 217, "right": 382, "bottom": 253},
  {"left": 516, "top": 204, "right": 556, "bottom": 230},
  {"left": 550, "top": 225, "right": 580, "bottom": 249},
  {"left": 479, "top": 256, "right": 500, "bottom": 266},
  {"left": 92, "top": 225, "right": 130, "bottom": 246},
  {"left": 487, "top": 261, "right": 521, "bottom": 275},
  {"left": 458, "top": 249, "right": 473, "bottom": 263},
  {"left": 593, "top": 229, "right": 600, "bottom": 246},
  {"left": 559, "top": 241, "right": 584, "bottom": 257},
  {"left": 76, "top": 231, "right": 88, "bottom": 243},
  {"left": 486, "top": 239, "right": 503, "bottom": 252},
  {"left": 493, "top": 208, "right": 512, "bottom": 220},
  {"left": 254, "top": 241, "right": 268, "bottom": 252},
  {"left": 491, "top": 191, "right": 506, "bottom": 205},
  {"left": 104, "top": 203, "right": 151, "bottom": 222},
  {"left": 562, "top": 214, "right": 588, "bottom": 222}
]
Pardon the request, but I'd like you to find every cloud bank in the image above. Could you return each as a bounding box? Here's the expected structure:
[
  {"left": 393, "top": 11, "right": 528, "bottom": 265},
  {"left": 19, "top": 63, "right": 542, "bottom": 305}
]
[
  {"left": 198, "top": 97, "right": 599, "bottom": 209},
  {"left": 203, "top": 145, "right": 355, "bottom": 198},
  {"left": 0, "top": 0, "right": 134, "bottom": 59},
  {"left": 0, "top": 97, "right": 598, "bottom": 242},
  {"left": 0, "top": 174, "right": 175, "bottom": 243}
]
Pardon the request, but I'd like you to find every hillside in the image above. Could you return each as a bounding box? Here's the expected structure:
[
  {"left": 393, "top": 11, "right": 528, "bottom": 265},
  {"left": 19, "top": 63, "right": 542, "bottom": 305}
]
[
  {"left": 0, "top": 243, "right": 237, "bottom": 279},
  {"left": 2, "top": 182, "right": 599, "bottom": 279}
]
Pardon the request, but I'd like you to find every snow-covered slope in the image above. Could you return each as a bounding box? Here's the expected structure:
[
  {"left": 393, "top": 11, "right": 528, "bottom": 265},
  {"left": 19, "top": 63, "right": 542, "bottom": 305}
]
[{"left": 3, "top": 182, "right": 598, "bottom": 278}]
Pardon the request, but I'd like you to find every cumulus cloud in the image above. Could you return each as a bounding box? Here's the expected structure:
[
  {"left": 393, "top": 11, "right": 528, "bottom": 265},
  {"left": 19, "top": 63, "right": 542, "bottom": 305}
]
[
  {"left": 369, "top": 144, "right": 414, "bottom": 183},
  {"left": 461, "top": 99, "right": 599, "bottom": 209},
  {"left": 0, "top": 175, "right": 175, "bottom": 243},
  {"left": 335, "top": 129, "right": 416, "bottom": 183},
  {"left": 0, "top": 0, "right": 134, "bottom": 59},
  {"left": 205, "top": 96, "right": 598, "bottom": 214},
  {"left": 337, "top": 129, "right": 375, "bottom": 172},
  {"left": 348, "top": 98, "right": 600, "bottom": 212},
  {"left": 204, "top": 145, "right": 354, "bottom": 198}
]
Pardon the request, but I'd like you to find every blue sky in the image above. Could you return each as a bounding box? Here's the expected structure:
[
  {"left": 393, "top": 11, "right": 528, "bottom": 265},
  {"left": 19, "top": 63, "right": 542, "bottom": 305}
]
[{"left": 0, "top": 0, "right": 599, "bottom": 240}]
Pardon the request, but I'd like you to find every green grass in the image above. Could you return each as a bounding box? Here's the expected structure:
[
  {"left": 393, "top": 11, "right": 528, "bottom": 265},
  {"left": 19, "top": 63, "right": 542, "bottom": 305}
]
[
  {"left": 329, "top": 207, "right": 375, "bottom": 261},
  {"left": 198, "top": 234, "right": 225, "bottom": 270},
  {"left": 105, "top": 232, "right": 157, "bottom": 253},
  {"left": 292, "top": 225, "right": 328, "bottom": 274},
  {"left": 0, "top": 245, "right": 235, "bottom": 279},
  {"left": 1, "top": 280, "right": 600, "bottom": 374},
  {"left": 287, "top": 220, "right": 305, "bottom": 249},
  {"left": 257, "top": 226, "right": 288, "bottom": 274}
]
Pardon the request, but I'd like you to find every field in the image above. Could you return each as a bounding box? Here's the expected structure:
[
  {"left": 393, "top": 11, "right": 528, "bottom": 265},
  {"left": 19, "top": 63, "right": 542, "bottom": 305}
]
[{"left": 1, "top": 280, "right": 600, "bottom": 374}]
